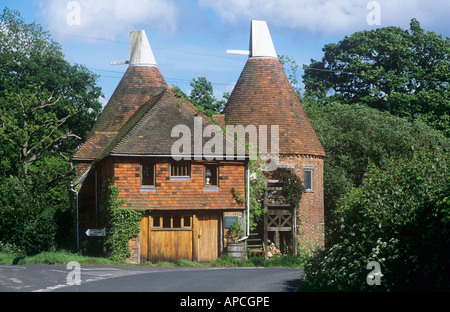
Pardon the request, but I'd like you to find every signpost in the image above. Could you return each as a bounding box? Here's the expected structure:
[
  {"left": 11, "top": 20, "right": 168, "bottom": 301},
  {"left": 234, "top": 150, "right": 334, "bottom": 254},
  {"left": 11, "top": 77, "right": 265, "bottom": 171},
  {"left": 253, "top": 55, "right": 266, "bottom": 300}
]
[{"left": 85, "top": 228, "right": 106, "bottom": 237}]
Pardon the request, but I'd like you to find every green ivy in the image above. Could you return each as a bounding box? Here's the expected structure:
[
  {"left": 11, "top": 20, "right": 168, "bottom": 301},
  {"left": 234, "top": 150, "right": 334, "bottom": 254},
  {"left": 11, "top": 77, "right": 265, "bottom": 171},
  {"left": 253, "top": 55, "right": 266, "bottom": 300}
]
[
  {"left": 280, "top": 174, "right": 305, "bottom": 209},
  {"left": 99, "top": 182, "right": 144, "bottom": 262}
]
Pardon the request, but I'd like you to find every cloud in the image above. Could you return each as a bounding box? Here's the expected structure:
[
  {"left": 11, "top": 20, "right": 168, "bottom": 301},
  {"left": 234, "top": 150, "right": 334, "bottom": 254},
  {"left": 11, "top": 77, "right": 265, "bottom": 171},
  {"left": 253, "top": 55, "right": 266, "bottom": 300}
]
[
  {"left": 198, "top": 0, "right": 450, "bottom": 35},
  {"left": 38, "top": 0, "right": 177, "bottom": 40}
]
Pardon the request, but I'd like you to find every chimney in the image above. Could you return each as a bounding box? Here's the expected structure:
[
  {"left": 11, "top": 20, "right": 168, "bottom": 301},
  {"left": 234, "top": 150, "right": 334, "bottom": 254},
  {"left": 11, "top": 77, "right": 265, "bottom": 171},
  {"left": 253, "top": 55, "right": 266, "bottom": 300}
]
[{"left": 129, "top": 30, "right": 157, "bottom": 67}]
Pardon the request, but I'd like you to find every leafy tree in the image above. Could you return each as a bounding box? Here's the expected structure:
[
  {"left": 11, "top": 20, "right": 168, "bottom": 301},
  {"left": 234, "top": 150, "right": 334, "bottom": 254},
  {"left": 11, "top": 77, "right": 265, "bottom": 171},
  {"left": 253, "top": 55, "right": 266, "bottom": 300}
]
[
  {"left": 278, "top": 54, "right": 301, "bottom": 96},
  {"left": 301, "top": 145, "right": 449, "bottom": 291},
  {"left": 188, "top": 77, "right": 227, "bottom": 116},
  {"left": 0, "top": 8, "right": 103, "bottom": 178},
  {"left": 303, "top": 19, "right": 450, "bottom": 137},
  {"left": 0, "top": 8, "right": 102, "bottom": 253},
  {"left": 302, "top": 100, "right": 449, "bottom": 245}
]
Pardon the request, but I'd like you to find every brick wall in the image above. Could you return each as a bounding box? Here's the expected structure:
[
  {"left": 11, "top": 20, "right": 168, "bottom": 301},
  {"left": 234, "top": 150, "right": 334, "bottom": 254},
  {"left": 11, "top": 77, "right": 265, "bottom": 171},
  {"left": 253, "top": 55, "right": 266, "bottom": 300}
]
[
  {"left": 127, "top": 236, "right": 140, "bottom": 264},
  {"left": 99, "top": 156, "right": 246, "bottom": 211},
  {"left": 277, "top": 154, "right": 325, "bottom": 251}
]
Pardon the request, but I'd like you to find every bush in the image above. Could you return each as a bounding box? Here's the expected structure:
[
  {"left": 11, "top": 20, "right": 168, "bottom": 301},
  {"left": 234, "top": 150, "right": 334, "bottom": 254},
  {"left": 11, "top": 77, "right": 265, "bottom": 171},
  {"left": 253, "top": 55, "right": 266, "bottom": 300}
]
[
  {"left": 301, "top": 145, "right": 450, "bottom": 291},
  {"left": 0, "top": 176, "right": 58, "bottom": 255}
]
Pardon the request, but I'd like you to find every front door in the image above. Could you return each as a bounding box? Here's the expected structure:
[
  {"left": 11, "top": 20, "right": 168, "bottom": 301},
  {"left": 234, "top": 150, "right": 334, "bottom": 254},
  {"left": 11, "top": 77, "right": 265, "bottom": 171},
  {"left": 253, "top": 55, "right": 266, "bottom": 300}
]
[{"left": 197, "top": 214, "right": 219, "bottom": 262}]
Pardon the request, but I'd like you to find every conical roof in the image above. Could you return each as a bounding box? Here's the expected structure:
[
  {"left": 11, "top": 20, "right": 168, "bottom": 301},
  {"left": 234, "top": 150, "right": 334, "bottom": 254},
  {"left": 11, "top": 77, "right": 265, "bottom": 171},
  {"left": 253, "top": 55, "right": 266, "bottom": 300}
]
[
  {"left": 223, "top": 22, "right": 325, "bottom": 157},
  {"left": 72, "top": 30, "right": 167, "bottom": 161}
]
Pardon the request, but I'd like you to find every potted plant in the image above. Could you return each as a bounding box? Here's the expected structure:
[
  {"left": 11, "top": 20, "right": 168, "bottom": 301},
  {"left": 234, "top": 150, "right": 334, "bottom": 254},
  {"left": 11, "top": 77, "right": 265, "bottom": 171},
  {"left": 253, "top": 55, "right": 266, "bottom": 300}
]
[{"left": 225, "top": 220, "right": 245, "bottom": 259}]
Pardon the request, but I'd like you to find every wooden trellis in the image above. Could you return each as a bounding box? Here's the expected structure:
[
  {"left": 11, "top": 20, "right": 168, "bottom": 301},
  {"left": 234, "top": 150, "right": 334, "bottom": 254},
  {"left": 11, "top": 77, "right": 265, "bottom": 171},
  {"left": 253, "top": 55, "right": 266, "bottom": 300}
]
[{"left": 262, "top": 180, "right": 297, "bottom": 258}]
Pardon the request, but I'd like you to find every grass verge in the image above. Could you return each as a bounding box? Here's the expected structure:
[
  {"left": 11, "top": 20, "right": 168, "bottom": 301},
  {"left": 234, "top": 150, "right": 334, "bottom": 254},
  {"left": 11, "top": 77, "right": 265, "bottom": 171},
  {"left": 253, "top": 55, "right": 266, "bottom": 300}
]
[{"left": 0, "top": 250, "right": 309, "bottom": 267}]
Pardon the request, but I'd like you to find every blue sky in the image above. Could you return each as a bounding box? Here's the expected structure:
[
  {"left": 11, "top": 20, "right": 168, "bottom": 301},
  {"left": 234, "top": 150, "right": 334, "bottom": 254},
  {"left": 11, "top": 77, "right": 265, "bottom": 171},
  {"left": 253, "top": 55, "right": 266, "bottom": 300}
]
[{"left": 2, "top": 0, "right": 450, "bottom": 104}]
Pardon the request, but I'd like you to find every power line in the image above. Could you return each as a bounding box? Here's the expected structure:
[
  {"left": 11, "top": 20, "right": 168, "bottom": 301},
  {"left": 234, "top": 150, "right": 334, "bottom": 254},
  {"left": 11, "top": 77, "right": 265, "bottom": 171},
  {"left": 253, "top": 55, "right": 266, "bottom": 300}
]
[
  {"left": 54, "top": 31, "right": 242, "bottom": 62},
  {"left": 303, "top": 65, "right": 449, "bottom": 85},
  {"left": 89, "top": 67, "right": 233, "bottom": 86}
]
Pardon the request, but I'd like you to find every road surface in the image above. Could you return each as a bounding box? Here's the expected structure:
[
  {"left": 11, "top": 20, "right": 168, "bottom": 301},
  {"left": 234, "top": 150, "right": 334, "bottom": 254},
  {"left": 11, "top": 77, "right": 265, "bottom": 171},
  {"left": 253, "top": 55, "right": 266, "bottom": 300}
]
[{"left": 0, "top": 264, "right": 303, "bottom": 292}]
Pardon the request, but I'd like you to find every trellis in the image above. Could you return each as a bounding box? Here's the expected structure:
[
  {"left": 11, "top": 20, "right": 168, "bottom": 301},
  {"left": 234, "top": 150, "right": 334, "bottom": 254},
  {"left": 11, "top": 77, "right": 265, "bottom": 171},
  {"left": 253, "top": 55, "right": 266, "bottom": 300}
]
[{"left": 262, "top": 179, "right": 297, "bottom": 258}]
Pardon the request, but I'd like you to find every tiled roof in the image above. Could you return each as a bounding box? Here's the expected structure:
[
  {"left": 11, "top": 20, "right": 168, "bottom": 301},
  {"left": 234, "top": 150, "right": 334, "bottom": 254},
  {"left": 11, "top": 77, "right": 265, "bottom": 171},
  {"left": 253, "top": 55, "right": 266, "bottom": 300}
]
[
  {"left": 90, "top": 65, "right": 167, "bottom": 134},
  {"left": 72, "top": 65, "right": 167, "bottom": 160},
  {"left": 223, "top": 57, "right": 325, "bottom": 157},
  {"left": 98, "top": 86, "right": 241, "bottom": 158}
]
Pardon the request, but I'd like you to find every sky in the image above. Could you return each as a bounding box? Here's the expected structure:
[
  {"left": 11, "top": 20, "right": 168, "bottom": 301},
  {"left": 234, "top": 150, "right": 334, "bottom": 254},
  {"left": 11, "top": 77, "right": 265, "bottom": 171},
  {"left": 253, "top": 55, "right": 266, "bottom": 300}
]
[{"left": 2, "top": 0, "right": 450, "bottom": 105}]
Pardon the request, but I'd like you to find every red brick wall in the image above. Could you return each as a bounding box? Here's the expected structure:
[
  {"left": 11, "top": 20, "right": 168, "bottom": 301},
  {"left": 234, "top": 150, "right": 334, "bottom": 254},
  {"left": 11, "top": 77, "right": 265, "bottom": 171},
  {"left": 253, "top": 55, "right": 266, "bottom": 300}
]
[
  {"left": 278, "top": 155, "right": 325, "bottom": 251},
  {"left": 99, "top": 156, "right": 246, "bottom": 211}
]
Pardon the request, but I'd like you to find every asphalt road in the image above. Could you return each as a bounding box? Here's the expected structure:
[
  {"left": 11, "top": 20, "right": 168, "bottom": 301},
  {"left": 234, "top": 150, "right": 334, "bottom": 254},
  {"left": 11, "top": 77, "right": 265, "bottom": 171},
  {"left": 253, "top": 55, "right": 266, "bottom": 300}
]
[{"left": 0, "top": 264, "right": 303, "bottom": 293}]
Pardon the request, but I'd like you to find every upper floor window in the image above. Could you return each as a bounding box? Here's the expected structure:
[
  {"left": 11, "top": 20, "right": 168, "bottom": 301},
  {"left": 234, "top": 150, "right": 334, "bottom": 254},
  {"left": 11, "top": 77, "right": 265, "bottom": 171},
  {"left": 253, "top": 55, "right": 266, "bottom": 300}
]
[
  {"left": 204, "top": 163, "right": 219, "bottom": 186},
  {"left": 141, "top": 163, "right": 155, "bottom": 186},
  {"left": 304, "top": 169, "right": 313, "bottom": 191},
  {"left": 170, "top": 159, "right": 191, "bottom": 178}
]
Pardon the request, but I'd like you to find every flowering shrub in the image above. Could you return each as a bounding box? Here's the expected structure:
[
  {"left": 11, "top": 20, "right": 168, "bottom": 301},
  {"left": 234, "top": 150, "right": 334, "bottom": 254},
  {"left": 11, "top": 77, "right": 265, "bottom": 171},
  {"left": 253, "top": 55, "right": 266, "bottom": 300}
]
[{"left": 301, "top": 145, "right": 449, "bottom": 291}]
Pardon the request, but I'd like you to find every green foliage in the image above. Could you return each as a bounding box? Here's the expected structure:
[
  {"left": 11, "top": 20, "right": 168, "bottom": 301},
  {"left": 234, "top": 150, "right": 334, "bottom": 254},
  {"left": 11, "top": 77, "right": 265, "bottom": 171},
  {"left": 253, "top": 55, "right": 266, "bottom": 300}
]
[
  {"left": 248, "top": 161, "right": 267, "bottom": 230},
  {"left": 99, "top": 183, "right": 144, "bottom": 262},
  {"left": 301, "top": 145, "right": 450, "bottom": 291},
  {"left": 230, "top": 187, "right": 245, "bottom": 205},
  {"left": 188, "top": 77, "right": 227, "bottom": 117},
  {"left": 0, "top": 9, "right": 102, "bottom": 254},
  {"left": 278, "top": 54, "right": 301, "bottom": 96},
  {"left": 210, "top": 253, "right": 308, "bottom": 268},
  {"left": 1, "top": 250, "right": 117, "bottom": 265},
  {"left": 303, "top": 100, "right": 450, "bottom": 244},
  {"left": 226, "top": 220, "right": 245, "bottom": 243},
  {"left": 0, "top": 8, "right": 103, "bottom": 168},
  {"left": 280, "top": 174, "right": 305, "bottom": 209},
  {"left": 303, "top": 19, "right": 450, "bottom": 137},
  {"left": 0, "top": 176, "right": 58, "bottom": 255}
]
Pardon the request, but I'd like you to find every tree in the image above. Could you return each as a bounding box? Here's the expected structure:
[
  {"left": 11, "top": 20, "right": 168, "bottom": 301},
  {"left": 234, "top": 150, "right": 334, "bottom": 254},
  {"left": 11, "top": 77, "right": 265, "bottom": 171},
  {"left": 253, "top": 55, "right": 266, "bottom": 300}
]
[
  {"left": 0, "top": 8, "right": 102, "bottom": 179},
  {"left": 0, "top": 8, "right": 103, "bottom": 253},
  {"left": 188, "top": 77, "right": 227, "bottom": 116},
  {"left": 301, "top": 145, "right": 449, "bottom": 291},
  {"left": 302, "top": 100, "right": 450, "bottom": 245},
  {"left": 278, "top": 54, "right": 301, "bottom": 96},
  {"left": 303, "top": 19, "right": 450, "bottom": 137}
]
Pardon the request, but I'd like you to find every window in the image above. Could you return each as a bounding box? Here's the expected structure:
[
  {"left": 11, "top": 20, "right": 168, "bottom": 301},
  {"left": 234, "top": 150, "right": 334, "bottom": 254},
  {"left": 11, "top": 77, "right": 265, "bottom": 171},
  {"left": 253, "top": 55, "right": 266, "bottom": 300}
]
[
  {"left": 141, "top": 163, "right": 155, "bottom": 186},
  {"left": 152, "top": 214, "right": 192, "bottom": 229},
  {"left": 153, "top": 215, "right": 161, "bottom": 227},
  {"left": 170, "top": 159, "right": 191, "bottom": 177},
  {"left": 304, "top": 170, "right": 313, "bottom": 191},
  {"left": 183, "top": 216, "right": 191, "bottom": 228},
  {"left": 204, "top": 164, "right": 219, "bottom": 186}
]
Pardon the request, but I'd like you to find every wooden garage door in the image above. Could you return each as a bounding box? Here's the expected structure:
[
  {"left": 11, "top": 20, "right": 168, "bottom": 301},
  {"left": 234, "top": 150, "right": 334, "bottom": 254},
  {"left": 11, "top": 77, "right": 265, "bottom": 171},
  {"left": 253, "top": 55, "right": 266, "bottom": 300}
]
[
  {"left": 145, "top": 213, "right": 193, "bottom": 263},
  {"left": 197, "top": 214, "right": 220, "bottom": 262}
]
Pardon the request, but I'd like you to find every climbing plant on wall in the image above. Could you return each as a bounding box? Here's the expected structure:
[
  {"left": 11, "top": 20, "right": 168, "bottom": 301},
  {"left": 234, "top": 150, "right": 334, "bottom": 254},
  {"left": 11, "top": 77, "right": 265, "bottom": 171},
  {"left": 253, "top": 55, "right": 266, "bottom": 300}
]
[{"left": 99, "top": 182, "right": 144, "bottom": 262}]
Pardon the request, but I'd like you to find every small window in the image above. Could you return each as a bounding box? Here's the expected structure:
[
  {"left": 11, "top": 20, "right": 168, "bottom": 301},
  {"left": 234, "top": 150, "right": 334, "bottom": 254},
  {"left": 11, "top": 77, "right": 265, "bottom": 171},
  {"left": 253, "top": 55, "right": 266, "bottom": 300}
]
[
  {"left": 152, "top": 214, "right": 192, "bottom": 229},
  {"left": 204, "top": 164, "right": 219, "bottom": 186},
  {"left": 163, "top": 215, "right": 172, "bottom": 228},
  {"left": 172, "top": 215, "right": 181, "bottom": 228},
  {"left": 153, "top": 216, "right": 161, "bottom": 228},
  {"left": 171, "top": 159, "right": 191, "bottom": 177},
  {"left": 141, "top": 163, "right": 155, "bottom": 186},
  {"left": 304, "top": 170, "right": 313, "bottom": 191},
  {"left": 183, "top": 216, "right": 191, "bottom": 228}
]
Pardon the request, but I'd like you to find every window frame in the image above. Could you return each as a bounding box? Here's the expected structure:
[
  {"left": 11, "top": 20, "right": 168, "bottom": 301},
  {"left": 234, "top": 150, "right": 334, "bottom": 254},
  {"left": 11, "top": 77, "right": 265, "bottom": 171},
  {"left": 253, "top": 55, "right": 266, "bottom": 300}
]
[
  {"left": 140, "top": 162, "right": 156, "bottom": 188},
  {"left": 304, "top": 169, "right": 313, "bottom": 191},
  {"left": 204, "top": 163, "right": 219, "bottom": 187},
  {"left": 151, "top": 214, "right": 192, "bottom": 230},
  {"left": 170, "top": 159, "right": 191, "bottom": 180}
]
